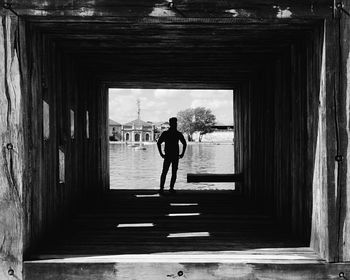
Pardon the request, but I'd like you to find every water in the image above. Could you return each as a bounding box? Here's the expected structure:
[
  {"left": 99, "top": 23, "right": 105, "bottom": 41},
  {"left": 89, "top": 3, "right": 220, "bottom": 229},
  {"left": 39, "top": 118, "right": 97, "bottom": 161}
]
[{"left": 109, "top": 143, "right": 235, "bottom": 190}]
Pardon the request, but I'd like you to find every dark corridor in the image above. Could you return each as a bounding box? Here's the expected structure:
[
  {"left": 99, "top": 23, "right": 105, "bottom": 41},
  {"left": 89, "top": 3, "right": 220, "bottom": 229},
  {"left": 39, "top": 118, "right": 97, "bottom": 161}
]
[
  {"left": 22, "top": 17, "right": 324, "bottom": 261},
  {"left": 2, "top": 0, "right": 350, "bottom": 279},
  {"left": 3, "top": 4, "right": 344, "bottom": 278}
]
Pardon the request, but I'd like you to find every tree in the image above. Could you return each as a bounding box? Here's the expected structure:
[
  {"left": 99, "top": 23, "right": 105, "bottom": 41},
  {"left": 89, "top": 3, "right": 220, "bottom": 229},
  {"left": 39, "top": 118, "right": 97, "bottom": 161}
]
[
  {"left": 177, "top": 107, "right": 216, "bottom": 141},
  {"left": 177, "top": 108, "right": 195, "bottom": 141}
]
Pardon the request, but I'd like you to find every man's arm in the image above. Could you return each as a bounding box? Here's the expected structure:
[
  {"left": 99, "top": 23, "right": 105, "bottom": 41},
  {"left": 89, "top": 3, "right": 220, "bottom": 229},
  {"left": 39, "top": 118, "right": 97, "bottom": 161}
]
[
  {"left": 157, "top": 133, "right": 165, "bottom": 158},
  {"left": 179, "top": 133, "right": 187, "bottom": 158}
]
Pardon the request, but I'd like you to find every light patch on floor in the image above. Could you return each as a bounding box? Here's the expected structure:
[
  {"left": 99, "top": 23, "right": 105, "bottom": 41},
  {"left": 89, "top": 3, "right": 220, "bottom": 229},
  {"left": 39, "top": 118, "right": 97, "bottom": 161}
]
[
  {"left": 167, "top": 213, "right": 201, "bottom": 217},
  {"left": 117, "top": 223, "right": 154, "bottom": 228},
  {"left": 167, "top": 232, "right": 210, "bottom": 238},
  {"left": 170, "top": 203, "right": 199, "bottom": 206},
  {"left": 135, "top": 194, "right": 160, "bottom": 198}
]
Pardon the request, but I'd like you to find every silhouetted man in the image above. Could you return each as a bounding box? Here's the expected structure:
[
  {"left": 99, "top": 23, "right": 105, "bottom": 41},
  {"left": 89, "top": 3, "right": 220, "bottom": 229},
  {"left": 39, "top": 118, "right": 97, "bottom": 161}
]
[{"left": 157, "top": 117, "right": 187, "bottom": 194}]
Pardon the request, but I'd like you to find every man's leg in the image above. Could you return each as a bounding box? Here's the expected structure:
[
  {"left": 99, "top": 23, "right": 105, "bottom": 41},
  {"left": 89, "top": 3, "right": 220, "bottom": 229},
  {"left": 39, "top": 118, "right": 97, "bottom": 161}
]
[
  {"left": 160, "top": 158, "right": 171, "bottom": 191},
  {"left": 169, "top": 158, "right": 179, "bottom": 190}
]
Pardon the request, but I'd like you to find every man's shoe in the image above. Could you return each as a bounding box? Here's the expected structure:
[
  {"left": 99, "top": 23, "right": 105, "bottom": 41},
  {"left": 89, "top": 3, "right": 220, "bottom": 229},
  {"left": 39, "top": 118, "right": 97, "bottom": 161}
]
[
  {"left": 169, "top": 189, "right": 176, "bottom": 194},
  {"left": 159, "top": 189, "right": 164, "bottom": 195}
]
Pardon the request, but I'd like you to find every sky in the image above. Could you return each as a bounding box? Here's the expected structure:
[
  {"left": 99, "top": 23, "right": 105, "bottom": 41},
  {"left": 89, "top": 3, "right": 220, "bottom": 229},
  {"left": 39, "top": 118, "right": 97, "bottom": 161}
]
[{"left": 108, "top": 88, "right": 233, "bottom": 125}]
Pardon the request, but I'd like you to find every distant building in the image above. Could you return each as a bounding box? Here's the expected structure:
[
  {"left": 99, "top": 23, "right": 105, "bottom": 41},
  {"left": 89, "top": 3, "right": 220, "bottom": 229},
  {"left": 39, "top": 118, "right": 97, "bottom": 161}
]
[
  {"left": 211, "top": 122, "right": 234, "bottom": 131},
  {"left": 116, "top": 99, "right": 156, "bottom": 142},
  {"left": 109, "top": 119, "right": 122, "bottom": 141},
  {"left": 122, "top": 119, "right": 155, "bottom": 142},
  {"left": 192, "top": 122, "right": 234, "bottom": 143}
]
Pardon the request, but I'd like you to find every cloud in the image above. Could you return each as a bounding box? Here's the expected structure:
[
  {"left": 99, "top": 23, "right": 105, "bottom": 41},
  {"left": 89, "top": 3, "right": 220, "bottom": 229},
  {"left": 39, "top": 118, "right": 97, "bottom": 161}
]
[
  {"left": 189, "top": 90, "right": 232, "bottom": 99},
  {"left": 109, "top": 88, "right": 233, "bottom": 124},
  {"left": 191, "top": 98, "right": 231, "bottom": 109},
  {"left": 154, "top": 89, "right": 182, "bottom": 99},
  {"left": 190, "top": 97, "right": 233, "bottom": 124},
  {"left": 109, "top": 94, "right": 139, "bottom": 123}
]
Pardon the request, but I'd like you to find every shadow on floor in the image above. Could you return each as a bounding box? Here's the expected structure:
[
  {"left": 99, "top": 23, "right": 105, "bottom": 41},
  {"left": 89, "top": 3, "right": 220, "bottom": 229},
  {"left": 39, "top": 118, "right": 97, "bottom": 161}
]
[{"left": 32, "top": 190, "right": 309, "bottom": 258}]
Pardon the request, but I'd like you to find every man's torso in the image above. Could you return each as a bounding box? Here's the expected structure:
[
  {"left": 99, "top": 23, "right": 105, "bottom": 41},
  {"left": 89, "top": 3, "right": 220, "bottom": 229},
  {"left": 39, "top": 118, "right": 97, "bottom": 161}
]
[{"left": 162, "top": 130, "right": 182, "bottom": 156}]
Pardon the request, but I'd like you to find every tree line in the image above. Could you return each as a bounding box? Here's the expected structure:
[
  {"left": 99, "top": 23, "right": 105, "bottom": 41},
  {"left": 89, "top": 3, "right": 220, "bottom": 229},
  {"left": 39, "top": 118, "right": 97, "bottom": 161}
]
[{"left": 177, "top": 107, "right": 216, "bottom": 142}]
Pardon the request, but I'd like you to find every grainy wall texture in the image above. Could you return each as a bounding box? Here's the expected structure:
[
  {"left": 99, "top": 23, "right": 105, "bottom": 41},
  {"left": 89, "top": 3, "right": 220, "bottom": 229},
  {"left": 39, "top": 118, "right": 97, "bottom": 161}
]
[
  {"left": 337, "top": 0, "right": 350, "bottom": 262},
  {"left": 0, "top": 11, "right": 108, "bottom": 280},
  {"left": 233, "top": 14, "right": 350, "bottom": 263},
  {"left": 20, "top": 18, "right": 109, "bottom": 257},
  {"left": 0, "top": 14, "right": 24, "bottom": 280},
  {"left": 1, "top": 0, "right": 350, "bottom": 279}
]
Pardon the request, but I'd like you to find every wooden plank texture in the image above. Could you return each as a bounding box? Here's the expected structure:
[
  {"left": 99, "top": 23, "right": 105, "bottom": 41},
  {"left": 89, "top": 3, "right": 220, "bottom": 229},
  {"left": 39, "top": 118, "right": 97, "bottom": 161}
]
[
  {"left": 26, "top": 191, "right": 307, "bottom": 256},
  {"left": 8, "top": 0, "right": 332, "bottom": 19},
  {"left": 231, "top": 20, "right": 341, "bottom": 262},
  {"left": 24, "top": 262, "right": 350, "bottom": 280},
  {"left": 0, "top": 14, "right": 24, "bottom": 280},
  {"left": 23, "top": 191, "right": 350, "bottom": 280},
  {"left": 18, "top": 14, "right": 110, "bottom": 277},
  {"left": 0, "top": 1, "right": 349, "bottom": 279},
  {"left": 187, "top": 173, "right": 243, "bottom": 182},
  {"left": 337, "top": 0, "right": 350, "bottom": 262}
]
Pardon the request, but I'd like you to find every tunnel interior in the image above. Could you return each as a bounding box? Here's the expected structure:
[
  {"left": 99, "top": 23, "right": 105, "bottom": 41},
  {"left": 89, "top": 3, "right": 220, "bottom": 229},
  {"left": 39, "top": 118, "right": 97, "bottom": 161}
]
[{"left": 20, "top": 16, "right": 327, "bottom": 260}]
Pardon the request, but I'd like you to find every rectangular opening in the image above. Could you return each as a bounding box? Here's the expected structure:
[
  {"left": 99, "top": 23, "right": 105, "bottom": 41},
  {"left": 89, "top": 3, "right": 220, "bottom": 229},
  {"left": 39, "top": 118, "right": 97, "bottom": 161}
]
[
  {"left": 108, "top": 88, "right": 234, "bottom": 190},
  {"left": 58, "top": 147, "right": 65, "bottom": 184},
  {"left": 43, "top": 100, "right": 50, "bottom": 140},
  {"left": 70, "top": 109, "right": 75, "bottom": 139},
  {"left": 86, "top": 111, "right": 90, "bottom": 139}
]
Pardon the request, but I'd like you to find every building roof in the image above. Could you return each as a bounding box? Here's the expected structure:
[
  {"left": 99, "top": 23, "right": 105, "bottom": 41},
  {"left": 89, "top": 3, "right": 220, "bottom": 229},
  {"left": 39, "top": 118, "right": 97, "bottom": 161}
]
[
  {"left": 109, "top": 119, "right": 121, "bottom": 126},
  {"left": 154, "top": 121, "right": 169, "bottom": 126},
  {"left": 123, "top": 119, "right": 153, "bottom": 127}
]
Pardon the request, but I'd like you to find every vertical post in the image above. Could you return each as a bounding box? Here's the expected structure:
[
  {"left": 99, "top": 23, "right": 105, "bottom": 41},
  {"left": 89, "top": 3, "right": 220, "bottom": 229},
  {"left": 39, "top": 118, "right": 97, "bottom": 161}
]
[
  {"left": 0, "top": 14, "right": 24, "bottom": 280},
  {"left": 337, "top": 0, "right": 350, "bottom": 262},
  {"left": 311, "top": 18, "right": 339, "bottom": 262}
]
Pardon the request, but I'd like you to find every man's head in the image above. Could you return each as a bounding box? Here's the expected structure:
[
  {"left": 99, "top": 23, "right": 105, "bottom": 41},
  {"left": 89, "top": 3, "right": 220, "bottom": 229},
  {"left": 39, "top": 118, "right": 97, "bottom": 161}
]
[{"left": 169, "top": 117, "right": 177, "bottom": 129}]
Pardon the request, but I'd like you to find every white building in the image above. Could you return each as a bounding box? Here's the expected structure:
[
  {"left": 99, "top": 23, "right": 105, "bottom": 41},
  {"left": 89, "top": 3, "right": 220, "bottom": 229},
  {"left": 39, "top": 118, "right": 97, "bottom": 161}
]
[{"left": 122, "top": 119, "right": 155, "bottom": 142}]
